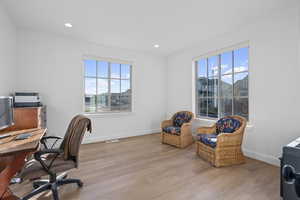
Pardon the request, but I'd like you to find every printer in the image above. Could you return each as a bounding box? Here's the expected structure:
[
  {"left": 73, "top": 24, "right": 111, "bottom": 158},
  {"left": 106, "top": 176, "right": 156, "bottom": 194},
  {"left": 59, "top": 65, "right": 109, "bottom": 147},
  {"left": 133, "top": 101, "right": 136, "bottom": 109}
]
[{"left": 14, "top": 92, "right": 42, "bottom": 107}]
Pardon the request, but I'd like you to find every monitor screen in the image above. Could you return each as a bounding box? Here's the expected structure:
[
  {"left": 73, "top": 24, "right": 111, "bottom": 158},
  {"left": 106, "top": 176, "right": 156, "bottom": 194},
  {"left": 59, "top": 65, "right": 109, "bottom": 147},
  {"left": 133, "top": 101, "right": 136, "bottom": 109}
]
[{"left": 0, "top": 97, "right": 14, "bottom": 130}]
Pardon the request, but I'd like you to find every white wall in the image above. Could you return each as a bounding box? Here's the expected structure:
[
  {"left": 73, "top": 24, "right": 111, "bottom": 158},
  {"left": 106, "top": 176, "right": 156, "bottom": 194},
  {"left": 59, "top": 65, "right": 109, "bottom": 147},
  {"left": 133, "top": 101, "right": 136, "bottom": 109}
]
[
  {"left": 16, "top": 30, "right": 167, "bottom": 142},
  {"left": 298, "top": 1, "right": 300, "bottom": 80},
  {"left": 0, "top": 3, "right": 16, "bottom": 95},
  {"left": 167, "top": 7, "right": 300, "bottom": 166},
  {"left": 10, "top": 2, "right": 300, "bottom": 167}
]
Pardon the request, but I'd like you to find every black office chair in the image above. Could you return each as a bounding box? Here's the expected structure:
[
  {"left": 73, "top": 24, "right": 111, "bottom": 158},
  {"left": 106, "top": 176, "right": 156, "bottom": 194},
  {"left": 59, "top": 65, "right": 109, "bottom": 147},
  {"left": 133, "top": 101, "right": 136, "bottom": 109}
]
[{"left": 19, "top": 115, "right": 92, "bottom": 200}]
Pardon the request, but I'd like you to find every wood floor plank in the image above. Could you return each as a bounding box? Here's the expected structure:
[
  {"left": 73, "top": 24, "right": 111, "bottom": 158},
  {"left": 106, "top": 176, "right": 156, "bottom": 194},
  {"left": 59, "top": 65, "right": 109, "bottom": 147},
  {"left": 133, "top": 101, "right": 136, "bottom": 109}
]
[{"left": 12, "top": 133, "right": 280, "bottom": 200}]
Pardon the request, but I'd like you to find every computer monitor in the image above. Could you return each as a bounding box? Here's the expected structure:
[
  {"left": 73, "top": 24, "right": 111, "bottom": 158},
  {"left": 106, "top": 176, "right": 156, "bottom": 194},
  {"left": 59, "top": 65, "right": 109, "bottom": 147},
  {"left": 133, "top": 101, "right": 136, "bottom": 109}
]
[{"left": 0, "top": 96, "right": 14, "bottom": 130}]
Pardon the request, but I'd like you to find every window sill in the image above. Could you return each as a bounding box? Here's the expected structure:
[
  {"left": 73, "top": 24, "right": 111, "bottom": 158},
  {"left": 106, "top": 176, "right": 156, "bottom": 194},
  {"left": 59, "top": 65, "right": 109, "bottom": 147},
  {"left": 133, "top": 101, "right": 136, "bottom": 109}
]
[
  {"left": 246, "top": 123, "right": 254, "bottom": 130},
  {"left": 195, "top": 117, "right": 217, "bottom": 123},
  {"left": 195, "top": 117, "right": 254, "bottom": 129},
  {"left": 84, "top": 111, "right": 134, "bottom": 118}
]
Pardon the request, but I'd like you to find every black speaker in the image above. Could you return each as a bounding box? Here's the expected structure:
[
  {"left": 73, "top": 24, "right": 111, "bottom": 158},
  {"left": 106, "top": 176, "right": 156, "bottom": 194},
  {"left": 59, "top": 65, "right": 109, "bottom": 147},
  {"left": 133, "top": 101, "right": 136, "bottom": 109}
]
[{"left": 281, "top": 144, "right": 300, "bottom": 200}]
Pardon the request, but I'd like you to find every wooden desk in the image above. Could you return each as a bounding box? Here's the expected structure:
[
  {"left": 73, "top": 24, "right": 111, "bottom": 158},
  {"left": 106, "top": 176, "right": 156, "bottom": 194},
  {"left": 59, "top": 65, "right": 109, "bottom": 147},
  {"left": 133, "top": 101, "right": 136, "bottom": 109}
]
[{"left": 0, "top": 128, "right": 46, "bottom": 200}]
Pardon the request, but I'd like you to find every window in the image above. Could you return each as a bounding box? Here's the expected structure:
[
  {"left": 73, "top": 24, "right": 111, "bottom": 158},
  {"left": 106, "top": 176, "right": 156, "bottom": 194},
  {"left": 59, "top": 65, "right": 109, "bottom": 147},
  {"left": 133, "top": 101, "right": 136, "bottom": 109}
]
[
  {"left": 84, "top": 59, "right": 132, "bottom": 113},
  {"left": 195, "top": 46, "right": 249, "bottom": 120}
]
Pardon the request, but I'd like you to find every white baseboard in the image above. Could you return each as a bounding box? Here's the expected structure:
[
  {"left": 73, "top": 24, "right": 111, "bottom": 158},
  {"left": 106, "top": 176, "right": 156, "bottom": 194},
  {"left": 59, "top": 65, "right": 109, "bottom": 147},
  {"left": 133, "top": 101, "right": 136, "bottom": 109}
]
[
  {"left": 83, "top": 130, "right": 280, "bottom": 167},
  {"left": 243, "top": 148, "right": 280, "bottom": 167},
  {"left": 83, "top": 128, "right": 160, "bottom": 144}
]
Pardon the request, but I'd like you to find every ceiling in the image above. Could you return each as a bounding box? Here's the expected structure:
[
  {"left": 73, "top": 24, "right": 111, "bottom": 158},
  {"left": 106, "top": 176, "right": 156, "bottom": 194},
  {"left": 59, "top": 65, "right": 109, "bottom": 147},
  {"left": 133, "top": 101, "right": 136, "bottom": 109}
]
[{"left": 1, "top": 0, "right": 298, "bottom": 56}]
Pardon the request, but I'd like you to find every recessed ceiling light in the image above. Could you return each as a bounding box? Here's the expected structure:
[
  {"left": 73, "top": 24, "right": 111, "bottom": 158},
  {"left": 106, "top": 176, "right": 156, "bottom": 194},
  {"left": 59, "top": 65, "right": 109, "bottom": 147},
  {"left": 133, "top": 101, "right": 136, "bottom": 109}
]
[
  {"left": 64, "top": 23, "right": 73, "bottom": 28},
  {"left": 154, "top": 44, "right": 160, "bottom": 48}
]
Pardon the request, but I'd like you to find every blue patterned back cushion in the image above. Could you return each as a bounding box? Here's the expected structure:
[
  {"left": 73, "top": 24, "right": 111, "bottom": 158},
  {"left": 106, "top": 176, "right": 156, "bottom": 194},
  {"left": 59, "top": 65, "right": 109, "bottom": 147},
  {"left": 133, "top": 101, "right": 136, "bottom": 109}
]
[
  {"left": 216, "top": 117, "right": 241, "bottom": 134},
  {"left": 173, "top": 112, "right": 192, "bottom": 127}
]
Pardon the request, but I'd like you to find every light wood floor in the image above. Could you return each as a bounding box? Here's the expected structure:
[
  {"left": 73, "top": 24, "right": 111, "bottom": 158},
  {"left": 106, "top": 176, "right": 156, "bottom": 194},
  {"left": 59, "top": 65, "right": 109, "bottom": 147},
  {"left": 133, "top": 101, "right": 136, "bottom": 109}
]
[{"left": 13, "top": 133, "right": 280, "bottom": 200}]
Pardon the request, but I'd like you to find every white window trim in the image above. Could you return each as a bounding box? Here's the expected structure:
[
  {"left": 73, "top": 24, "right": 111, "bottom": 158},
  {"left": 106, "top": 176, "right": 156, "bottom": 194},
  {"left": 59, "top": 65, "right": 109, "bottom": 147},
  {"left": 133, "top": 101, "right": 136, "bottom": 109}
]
[
  {"left": 84, "top": 111, "right": 135, "bottom": 118},
  {"left": 192, "top": 41, "right": 250, "bottom": 122},
  {"left": 195, "top": 117, "right": 254, "bottom": 129},
  {"left": 82, "top": 55, "right": 134, "bottom": 115},
  {"left": 192, "top": 41, "right": 249, "bottom": 61},
  {"left": 83, "top": 55, "right": 133, "bottom": 65}
]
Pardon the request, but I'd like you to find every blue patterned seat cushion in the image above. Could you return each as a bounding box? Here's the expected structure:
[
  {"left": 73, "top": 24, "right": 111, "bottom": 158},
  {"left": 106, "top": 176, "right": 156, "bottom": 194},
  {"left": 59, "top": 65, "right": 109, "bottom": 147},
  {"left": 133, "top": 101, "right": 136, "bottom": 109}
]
[
  {"left": 216, "top": 117, "right": 241, "bottom": 134},
  {"left": 173, "top": 112, "right": 193, "bottom": 127},
  {"left": 162, "top": 126, "right": 181, "bottom": 135},
  {"left": 196, "top": 134, "right": 217, "bottom": 148}
]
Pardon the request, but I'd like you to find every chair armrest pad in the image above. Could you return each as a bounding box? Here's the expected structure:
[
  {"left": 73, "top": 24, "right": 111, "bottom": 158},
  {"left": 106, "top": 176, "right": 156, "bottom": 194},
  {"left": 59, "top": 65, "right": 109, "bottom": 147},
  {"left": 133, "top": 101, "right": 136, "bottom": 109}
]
[{"left": 161, "top": 120, "right": 173, "bottom": 129}]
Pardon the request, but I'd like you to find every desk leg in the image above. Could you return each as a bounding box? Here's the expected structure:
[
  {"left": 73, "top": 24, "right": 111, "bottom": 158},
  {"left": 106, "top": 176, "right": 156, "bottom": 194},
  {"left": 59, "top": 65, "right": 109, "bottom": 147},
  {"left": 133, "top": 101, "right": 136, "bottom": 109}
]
[{"left": 0, "top": 152, "right": 28, "bottom": 200}]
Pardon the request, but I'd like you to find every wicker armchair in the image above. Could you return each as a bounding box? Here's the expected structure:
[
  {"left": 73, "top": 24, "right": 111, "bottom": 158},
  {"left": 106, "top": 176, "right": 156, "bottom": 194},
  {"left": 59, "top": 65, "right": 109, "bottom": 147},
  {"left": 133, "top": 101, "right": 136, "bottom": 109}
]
[
  {"left": 161, "top": 111, "right": 194, "bottom": 148},
  {"left": 195, "top": 115, "right": 246, "bottom": 167}
]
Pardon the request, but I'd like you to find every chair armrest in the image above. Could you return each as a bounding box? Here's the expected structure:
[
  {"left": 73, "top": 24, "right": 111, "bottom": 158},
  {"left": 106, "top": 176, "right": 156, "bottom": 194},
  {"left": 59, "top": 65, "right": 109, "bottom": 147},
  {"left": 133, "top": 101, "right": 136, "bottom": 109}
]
[
  {"left": 34, "top": 148, "right": 64, "bottom": 174},
  {"left": 197, "top": 125, "right": 216, "bottom": 134},
  {"left": 41, "top": 136, "right": 63, "bottom": 149},
  {"left": 180, "top": 122, "right": 192, "bottom": 135},
  {"left": 161, "top": 120, "right": 173, "bottom": 129},
  {"left": 182, "top": 122, "right": 192, "bottom": 127},
  {"left": 216, "top": 133, "right": 243, "bottom": 148},
  {"left": 42, "top": 136, "right": 62, "bottom": 140}
]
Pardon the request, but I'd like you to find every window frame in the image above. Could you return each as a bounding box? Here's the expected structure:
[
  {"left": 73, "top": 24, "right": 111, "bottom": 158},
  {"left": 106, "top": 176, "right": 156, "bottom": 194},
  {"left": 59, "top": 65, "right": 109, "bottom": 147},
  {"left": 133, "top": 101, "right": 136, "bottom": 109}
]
[
  {"left": 83, "top": 56, "right": 133, "bottom": 114},
  {"left": 193, "top": 42, "right": 249, "bottom": 120}
]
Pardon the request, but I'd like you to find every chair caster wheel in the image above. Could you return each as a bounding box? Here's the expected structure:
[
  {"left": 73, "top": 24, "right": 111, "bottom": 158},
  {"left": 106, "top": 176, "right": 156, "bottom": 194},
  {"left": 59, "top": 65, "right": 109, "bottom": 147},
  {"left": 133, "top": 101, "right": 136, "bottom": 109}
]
[
  {"left": 33, "top": 185, "right": 39, "bottom": 189},
  {"left": 33, "top": 180, "right": 48, "bottom": 189},
  {"left": 78, "top": 181, "right": 83, "bottom": 187},
  {"left": 33, "top": 182, "right": 41, "bottom": 189}
]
